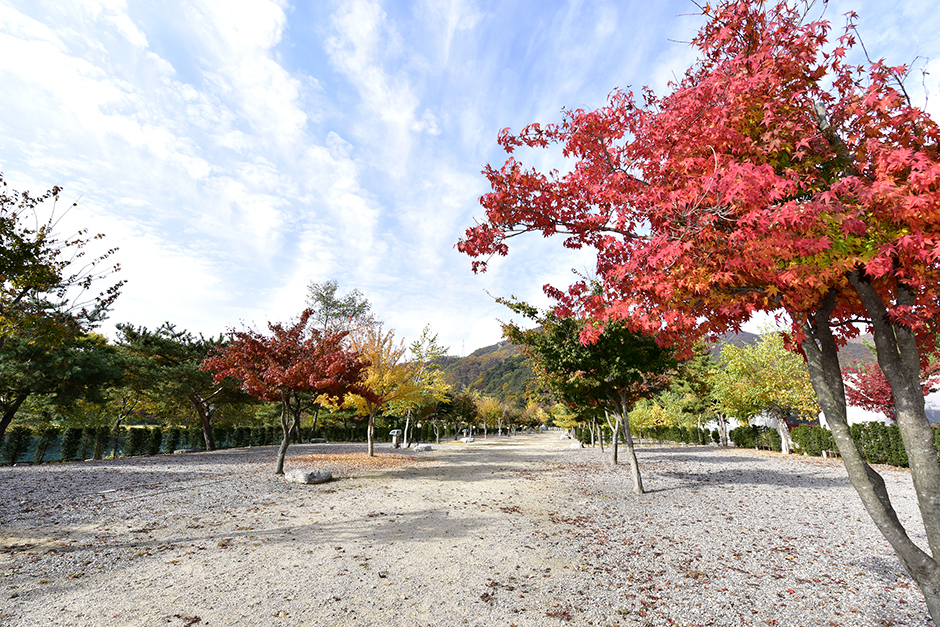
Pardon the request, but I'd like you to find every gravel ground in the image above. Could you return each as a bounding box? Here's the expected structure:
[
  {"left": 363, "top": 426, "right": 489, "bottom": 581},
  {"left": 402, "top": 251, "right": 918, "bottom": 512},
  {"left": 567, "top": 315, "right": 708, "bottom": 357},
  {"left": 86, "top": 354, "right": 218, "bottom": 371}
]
[{"left": 0, "top": 433, "right": 933, "bottom": 626}]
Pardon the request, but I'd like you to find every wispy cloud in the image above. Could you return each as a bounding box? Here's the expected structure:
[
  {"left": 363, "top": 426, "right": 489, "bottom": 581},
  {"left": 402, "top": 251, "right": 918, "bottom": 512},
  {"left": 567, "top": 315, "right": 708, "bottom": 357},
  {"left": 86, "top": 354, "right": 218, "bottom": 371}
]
[{"left": 1, "top": 0, "right": 938, "bottom": 355}]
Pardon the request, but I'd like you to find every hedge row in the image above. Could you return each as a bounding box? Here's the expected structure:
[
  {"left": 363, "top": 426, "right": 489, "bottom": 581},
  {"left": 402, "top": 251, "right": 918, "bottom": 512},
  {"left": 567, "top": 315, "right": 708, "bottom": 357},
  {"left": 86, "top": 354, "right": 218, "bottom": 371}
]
[
  {"left": 0, "top": 420, "right": 412, "bottom": 465},
  {"left": 0, "top": 424, "right": 284, "bottom": 465},
  {"left": 790, "top": 422, "right": 913, "bottom": 467},
  {"left": 648, "top": 425, "right": 721, "bottom": 446},
  {"left": 728, "top": 425, "right": 782, "bottom": 451}
]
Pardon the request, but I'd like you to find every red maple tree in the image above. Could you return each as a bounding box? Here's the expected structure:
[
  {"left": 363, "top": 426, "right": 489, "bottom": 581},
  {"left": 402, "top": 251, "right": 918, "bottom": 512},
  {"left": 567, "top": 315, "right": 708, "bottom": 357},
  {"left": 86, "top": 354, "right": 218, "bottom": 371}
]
[
  {"left": 459, "top": 0, "right": 940, "bottom": 615},
  {"left": 202, "top": 309, "right": 376, "bottom": 475},
  {"left": 843, "top": 360, "right": 940, "bottom": 422}
]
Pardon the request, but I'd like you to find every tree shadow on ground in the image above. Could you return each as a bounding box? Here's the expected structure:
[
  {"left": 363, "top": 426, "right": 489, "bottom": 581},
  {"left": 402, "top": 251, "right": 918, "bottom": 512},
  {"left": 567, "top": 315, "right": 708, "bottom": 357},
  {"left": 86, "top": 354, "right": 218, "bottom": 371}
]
[{"left": 648, "top": 466, "right": 851, "bottom": 491}]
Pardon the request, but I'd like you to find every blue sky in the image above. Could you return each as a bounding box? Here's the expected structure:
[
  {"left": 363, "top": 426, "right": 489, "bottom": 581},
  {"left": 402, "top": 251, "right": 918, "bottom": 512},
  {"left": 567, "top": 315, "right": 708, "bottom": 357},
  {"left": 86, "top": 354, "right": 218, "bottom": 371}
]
[{"left": 1, "top": 0, "right": 938, "bottom": 356}]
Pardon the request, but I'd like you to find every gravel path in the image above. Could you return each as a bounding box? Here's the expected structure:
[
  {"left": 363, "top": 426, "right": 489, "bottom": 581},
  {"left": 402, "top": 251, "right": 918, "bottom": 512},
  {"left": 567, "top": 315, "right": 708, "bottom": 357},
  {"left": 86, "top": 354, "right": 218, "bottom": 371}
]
[{"left": 0, "top": 433, "right": 933, "bottom": 626}]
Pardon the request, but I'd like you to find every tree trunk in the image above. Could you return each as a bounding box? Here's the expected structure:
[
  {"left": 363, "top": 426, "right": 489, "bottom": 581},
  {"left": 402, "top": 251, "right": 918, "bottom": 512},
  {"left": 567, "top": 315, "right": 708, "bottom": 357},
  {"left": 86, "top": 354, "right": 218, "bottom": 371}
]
[
  {"left": 310, "top": 407, "right": 320, "bottom": 440},
  {"left": 606, "top": 410, "right": 619, "bottom": 465},
  {"left": 619, "top": 393, "right": 644, "bottom": 495},
  {"left": 801, "top": 289, "right": 940, "bottom": 623},
  {"left": 402, "top": 409, "right": 412, "bottom": 448},
  {"left": 367, "top": 407, "right": 377, "bottom": 457},
  {"left": 775, "top": 415, "right": 792, "bottom": 454},
  {"left": 290, "top": 414, "right": 301, "bottom": 443},
  {"left": 189, "top": 394, "right": 216, "bottom": 451},
  {"left": 0, "top": 394, "right": 30, "bottom": 441},
  {"left": 275, "top": 391, "right": 292, "bottom": 475},
  {"left": 717, "top": 413, "right": 729, "bottom": 447}
]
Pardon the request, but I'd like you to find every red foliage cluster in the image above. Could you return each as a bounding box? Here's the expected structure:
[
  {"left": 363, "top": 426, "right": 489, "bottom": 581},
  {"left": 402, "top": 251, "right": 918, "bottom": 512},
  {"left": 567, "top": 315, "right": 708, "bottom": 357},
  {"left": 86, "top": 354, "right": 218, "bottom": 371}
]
[
  {"left": 843, "top": 360, "right": 940, "bottom": 421},
  {"left": 201, "top": 308, "right": 377, "bottom": 405},
  {"left": 458, "top": 1, "right": 940, "bottom": 358}
]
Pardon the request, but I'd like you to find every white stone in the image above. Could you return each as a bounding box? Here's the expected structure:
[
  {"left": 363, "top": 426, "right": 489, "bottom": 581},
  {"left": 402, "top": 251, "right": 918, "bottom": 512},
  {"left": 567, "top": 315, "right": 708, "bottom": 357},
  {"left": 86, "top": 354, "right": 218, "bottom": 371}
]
[
  {"left": 414, "top": 444, "right": 433, "bottom": 451},
  {"left": 284, "top": 469, "right": 332, "bottom": 485}
]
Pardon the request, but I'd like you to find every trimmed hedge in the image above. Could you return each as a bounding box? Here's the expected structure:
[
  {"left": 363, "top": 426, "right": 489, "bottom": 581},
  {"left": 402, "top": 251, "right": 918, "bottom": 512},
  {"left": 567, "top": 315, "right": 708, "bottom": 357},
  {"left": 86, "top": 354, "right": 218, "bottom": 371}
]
[
  {"left": 728, "top": 425, "right": 781, "bottom": 451},
  {"left": 146, "top": 427, "right": 164, "bottom": 455},
  {"left": 791, "top": 422, "right": 913, "bottom": 467},
  {"left": 3, "top": 426, "right": 32, "bottom": 465},
  {"left": 60, "top": 427, "right": 84, "bottom": 461},
  {"left": 34, "top": 427, "right": 59, "bottom": 464},
  {"left": 791, "top": 425, "right": 835, "bottom": 456}
]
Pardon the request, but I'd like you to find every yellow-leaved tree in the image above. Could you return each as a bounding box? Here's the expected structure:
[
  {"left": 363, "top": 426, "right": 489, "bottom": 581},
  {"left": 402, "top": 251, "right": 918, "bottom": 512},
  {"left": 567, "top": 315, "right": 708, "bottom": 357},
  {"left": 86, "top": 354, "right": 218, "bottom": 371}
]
[
  {"left": 347, "top": 320, "right": 422, "bottom": 456},
  {"left": 388, "top": 325, "right": 451, "bottom": 446},
  {"left": 710, "top": 331, "right": 819, "bottom": 454}
]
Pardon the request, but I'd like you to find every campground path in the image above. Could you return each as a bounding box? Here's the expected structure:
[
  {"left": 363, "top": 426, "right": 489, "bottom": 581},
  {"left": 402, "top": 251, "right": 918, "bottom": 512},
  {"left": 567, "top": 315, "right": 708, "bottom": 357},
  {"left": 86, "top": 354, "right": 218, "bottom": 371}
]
[{"left": 0, "top": 433, "right": 933, "bottom": 626}]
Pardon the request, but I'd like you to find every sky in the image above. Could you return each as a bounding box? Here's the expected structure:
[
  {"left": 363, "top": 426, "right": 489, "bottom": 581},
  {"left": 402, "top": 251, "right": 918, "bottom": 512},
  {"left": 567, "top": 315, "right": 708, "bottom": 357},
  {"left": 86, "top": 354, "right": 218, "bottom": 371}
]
[{"left": 1, "top": 0, "right": 939, "bottom": 357}]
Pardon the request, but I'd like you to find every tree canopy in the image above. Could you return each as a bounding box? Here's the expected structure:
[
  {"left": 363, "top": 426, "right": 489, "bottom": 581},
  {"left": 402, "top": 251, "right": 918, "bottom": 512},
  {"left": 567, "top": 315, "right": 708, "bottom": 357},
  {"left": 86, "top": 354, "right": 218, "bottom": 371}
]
[
  {"left": 458, "top": 0, "right": 940, "bottom": 614},
  {"left": 0, "top": 174, "right": 122, "bottom": 346},
  {"left": 500, "top": 298, "right": 675, "bottom": 493},
  {"left": 202, "top": 309, "right": 373, "bottom": 474}
]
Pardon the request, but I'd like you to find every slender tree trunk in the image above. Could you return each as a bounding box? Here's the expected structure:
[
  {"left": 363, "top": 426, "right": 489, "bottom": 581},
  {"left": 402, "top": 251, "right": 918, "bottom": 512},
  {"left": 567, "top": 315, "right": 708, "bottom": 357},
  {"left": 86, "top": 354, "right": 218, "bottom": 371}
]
[
  {"left": 367, "top": 406, "right": 377, "bottom": 457},
  {"left": 597, "top": 415, "right": 605, "bottom": 453},
  {"left": 619, "top": 393, "right": 644, "bottom": 495},
  {"left": 403, "top": 409, "right": 412, "bottom": 448},
  {"left": 275, "top": 391, "right": 293, "bottom": 475},
  {"left": 717, "top": 413, "right": 729, "bottom": 447},
  {"left": 310, "top": 407, "right": 320, "bottom": 440},
  {"left": 189, "top": 394, "right": 216, "bottom": 451},
  {"left": 606, "top": 410, "right": 619, "bottom": 465},
  {"left": 801, "top": 290, "right": 940, "bottom": 623},
  {"left": 0, "top": 394, "right": 30, "bottom": 441},
  {"left": 776, "top": 415, "right": 792, "bottom": 454}
]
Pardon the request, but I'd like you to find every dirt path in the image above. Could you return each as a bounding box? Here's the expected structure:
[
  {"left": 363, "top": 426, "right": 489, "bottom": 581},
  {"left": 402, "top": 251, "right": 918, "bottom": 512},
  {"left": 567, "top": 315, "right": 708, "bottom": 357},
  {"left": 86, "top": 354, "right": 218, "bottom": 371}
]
[
  {"left": 1, "top": 434, "right": 583, "bottom": 627},
  {"left": 2, "top": 433, "right": 933, "bottom": 626}
]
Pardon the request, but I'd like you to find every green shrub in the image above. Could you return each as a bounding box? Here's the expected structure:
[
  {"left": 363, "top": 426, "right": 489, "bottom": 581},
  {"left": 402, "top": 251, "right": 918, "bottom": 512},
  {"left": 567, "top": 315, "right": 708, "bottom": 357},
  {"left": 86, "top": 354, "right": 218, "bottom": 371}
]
[
  {"left": 126, "top": 427, "right": 148, "bottom": 457},
  {"left": 711, "top": 429, "right": 720, "bottom": 444},
  {"left": 265, "top": 426, "right": 279, "bottom": 445},
  {"left": 146, "top": 427, "right": 163, "bottom": 455},
  {"left": 233, "top": 426, "right": 251, "bottom": 448},
  {"left": 187, "top": 426, "right": 203, "bottom": 448},
  {"left": 886, "top": 424, "right": 908, "bottom": 467},
  {"left": 111, "top": 425, "right": 125, "bottom": 457},
  {"left": 165, "top": 428, "right": 182, "bottom": 453},
  {"left": 844, "top": 421, "right": 911, "bottom": 467},
  {"left": 762, "top": 427, "right": 782, "bottom": 452},
  {"left": 60, "top": 427, "right": 84, "bottom": 461},
  {"left": 78, "top": 429, "right": 94, "bottom": 460},
  {"left": 93, "top": 426, "right": 110, "bottom": 459},
  {"left": 3, "top": 426, "right": 33, "bottom": 465},
  {"left": 34, "top": 427, "right": 59, "bottom": 464},
  {"left": 791, "top": 425, "right": 834, "bottom": 456},
  {"left": 729, "top": 425, "right": 758, "bottom": 448}
]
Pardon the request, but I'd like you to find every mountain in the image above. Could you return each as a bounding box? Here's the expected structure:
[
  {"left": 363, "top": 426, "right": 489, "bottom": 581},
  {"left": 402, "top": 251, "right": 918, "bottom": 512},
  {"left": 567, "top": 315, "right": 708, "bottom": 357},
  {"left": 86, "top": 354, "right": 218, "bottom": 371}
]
[
  {"left": 438, "top": 329, "right": 878, "bottom": 407},
  {"left": 437, "top": 341, "right": 539, "bottom": 406}
]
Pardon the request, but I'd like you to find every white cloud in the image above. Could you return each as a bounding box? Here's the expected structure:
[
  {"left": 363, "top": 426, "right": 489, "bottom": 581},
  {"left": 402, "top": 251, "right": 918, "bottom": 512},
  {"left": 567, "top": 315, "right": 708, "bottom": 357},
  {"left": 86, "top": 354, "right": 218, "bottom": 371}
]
[
  {"left": 324, "top": 0, "right": 443, "bottom": 176},
  {"left": 184, "top": 0, "right": 308, "bottom": 146},
  {"left": 414, "top": 0, "right": 483, "bottom": 66}
]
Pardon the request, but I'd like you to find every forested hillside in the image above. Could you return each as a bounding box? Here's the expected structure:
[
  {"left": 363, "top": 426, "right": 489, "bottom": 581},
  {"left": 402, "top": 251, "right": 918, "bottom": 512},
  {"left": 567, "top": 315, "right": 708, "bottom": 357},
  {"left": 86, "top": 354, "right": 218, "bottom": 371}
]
[
  {"left": 437, "top": 341, "right": 540, "bottom": 407},
  {"left": 441, "top": 330, "right": 878, "bottom": 408}
]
